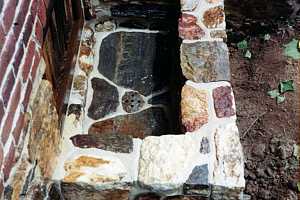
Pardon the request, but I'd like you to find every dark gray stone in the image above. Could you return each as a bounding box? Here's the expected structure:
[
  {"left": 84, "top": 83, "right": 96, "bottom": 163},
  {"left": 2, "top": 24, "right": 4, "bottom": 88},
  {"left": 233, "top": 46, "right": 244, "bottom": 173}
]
[
  {"left": 184, "top": 165, "right": 210, "bottom": 196},
  {"left": 135, "top": 192, "right": 161, "bottom": 200},
  {"left": 98, "top": 32, "right": 171, "bottom": 96},
  {"left": 186, "top": 165, "right": 209, "bottom": 185},
  {"left": 87, "top": 78, "right": 119, "bottom": 120},
  {"left": 89, "top": 107, "right": 170, "bottom": 139},
  {"left": 58, "top": 182, "right": 131, "bottom": 200},
  {"left": 164, "top": 196, "right": 208, "bottom": 200},
  {"left": 200, "top": 137, "right": 210, "bottom": 154},
  {"left": 147, "top": 91, "right": 170, "bottom": 105},
  {"left": 68, "top": 104, "right": 82, "bottom": 120},
  {"left": 181, "top": 41, "right": 230, "bottom": 83},
  {"left": 122, "top": 91, "right": 145, "bottom": 113},
  {"left": 70, "top": 133, "right": 133, "bottom": 153}
]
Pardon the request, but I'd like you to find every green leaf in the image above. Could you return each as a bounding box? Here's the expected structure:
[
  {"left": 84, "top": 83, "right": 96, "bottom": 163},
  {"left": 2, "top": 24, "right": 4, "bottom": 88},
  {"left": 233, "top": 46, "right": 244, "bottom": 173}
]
[
  {"left": 297, "top": 182, "right": 300, "bottom": 192},
  {"left": 244, "top": 50, "right": 252, "bottom": 59},
  {"left": 264, "top": 34, "right": 271, "bottom": 41},
  {"left": 237, "top": 40, "right": 248, "bottom": 50},
  {"left": 284, "top": 39, "right": 300, "bottom": 59},
  {"left": 279, "top": 80, "right": 295, "bottom": 93},
  {"left": 276, "top": 95, "right": 285, "bottom": 104},
  {"left": 267, "top": 89, "right": 280, "bottom": 98}
]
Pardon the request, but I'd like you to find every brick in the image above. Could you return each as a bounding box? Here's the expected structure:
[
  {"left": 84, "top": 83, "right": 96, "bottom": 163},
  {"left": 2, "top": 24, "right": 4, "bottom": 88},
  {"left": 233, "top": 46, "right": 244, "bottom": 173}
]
[
  {"left": 22, "top": 79, "right": 32, "bottom": 112},
  {"left": 12, "top": 112, "right": 25, "bottom": 145},
  {"left": 34, "top": 19, "right": 43, "bottom": 45},
  {"left": 3, "top": 142, "right": 16, "bottom": 181},
  {"left": 30, "top": 0, "right": 38, "bottom": 15},
  {"left": 0, "top": 100, "right": 4, "bottom": 125},
  {"left": 30, "top": 51, "right": 41, "bottom": 80},
  {"left": 2, "top": 70, "right": 15, "bottom": 107},
  {"left": 2, "top": 0, "right": 18, "bottom": 33},
  {"left": 22, "top": 11, "right": 35, "bottom": 46},
  {"left": 22, "top": 40, "right": 35, "bottom": 81},
  {"left": 12, "top": 0, "right": 31, "bottom": 38},
  {"left": 1, "top": 112, "right": 14, "bottom": 145},
  {"left": 38, "top": 0, "right": 47, "bottom": 27},
  {"left": 0, "top": 34, "right": 17, "bottom": 85},
  {"left": 0, "top": 144, "right": 3, "bottom": 168},
  {"left": 9, "top": 81, "right": 21, "bottom": 114},
  {"left": 0, "top": 179, "right": 3, "bottom": 197},
  {"left": 12, "top": 43, "right": 24, "bottom": 75},
  {"left": 0, "top": 24, "right": 5, "bottom": 54}
]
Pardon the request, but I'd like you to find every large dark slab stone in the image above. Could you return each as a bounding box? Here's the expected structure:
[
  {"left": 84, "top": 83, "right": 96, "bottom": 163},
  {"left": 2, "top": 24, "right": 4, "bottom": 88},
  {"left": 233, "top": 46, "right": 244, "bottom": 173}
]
[
  {"left": 87, "top": 78, "right": 119, "bottom": 120},
  {"left": 70, "top": 133, "right": 133, "bottom": 153},
  {"left": 98, "top": 32, "right": 171, "bottom": 96},
  {"left": 88, "top": 107, "right": 169, "bottom": 139}
]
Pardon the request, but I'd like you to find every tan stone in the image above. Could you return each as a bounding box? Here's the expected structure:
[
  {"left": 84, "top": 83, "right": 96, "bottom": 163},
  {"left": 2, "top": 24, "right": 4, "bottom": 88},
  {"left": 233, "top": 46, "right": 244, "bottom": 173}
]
[
  {"left": 206, "top": 0, "right": 221, "bottom": 3},
  {"left": 203, "top": 6, "right": 225, "bottom": 28},
  {"left": 64, "top": 156, "right": 110, "bottom": 172},
  {"left": 28, "top": 80, "right": 61, "bottom": 178},
  {"left": 181, "top": 85, "right": 209, "bottom": 132},
  {"left": 210, "top": 30, "right": 227, "bottom": 40},
  {"left": 73, "top": 75, "right": 86, "bottom": 91}
]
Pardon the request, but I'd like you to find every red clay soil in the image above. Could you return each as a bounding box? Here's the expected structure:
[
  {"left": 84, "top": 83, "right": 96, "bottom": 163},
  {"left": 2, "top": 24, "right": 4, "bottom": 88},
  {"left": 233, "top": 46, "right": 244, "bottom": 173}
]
[{"left": 229, "top": 26, "right": 300, "bottom": 199}]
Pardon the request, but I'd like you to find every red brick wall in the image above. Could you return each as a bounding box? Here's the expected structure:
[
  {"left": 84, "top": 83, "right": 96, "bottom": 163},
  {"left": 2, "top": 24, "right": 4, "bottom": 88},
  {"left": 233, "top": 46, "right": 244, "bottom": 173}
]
[{"left": 0, "top": 0, "right": 49, "bottom": 193}]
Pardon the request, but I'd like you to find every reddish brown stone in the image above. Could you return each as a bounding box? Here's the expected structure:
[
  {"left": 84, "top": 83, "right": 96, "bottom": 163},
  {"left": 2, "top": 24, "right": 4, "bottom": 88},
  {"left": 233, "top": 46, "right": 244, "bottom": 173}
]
[
  {"left": 203, "top": 6, "right": 225, "bottom": 28},
  {"left": 213, "top": 86, "right": 235, "bottom": 118},
  {"left": 179, "top": 13, "right": 205, "bottom": 40}
]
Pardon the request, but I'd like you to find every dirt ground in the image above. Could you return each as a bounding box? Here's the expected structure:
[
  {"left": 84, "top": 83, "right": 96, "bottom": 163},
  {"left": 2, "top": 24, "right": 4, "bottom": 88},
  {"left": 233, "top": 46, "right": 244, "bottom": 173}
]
[{"left": 229, "top": 24, "right": 300, "bottom": 199}]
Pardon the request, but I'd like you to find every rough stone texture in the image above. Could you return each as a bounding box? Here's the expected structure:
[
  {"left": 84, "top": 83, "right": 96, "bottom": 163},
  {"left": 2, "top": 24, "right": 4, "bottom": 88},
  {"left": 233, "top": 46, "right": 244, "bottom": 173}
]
[
  {"left": 212, "top": 123, "right": 245, "bottom": 188},
  {"left": 212, "top": 86, "right": 235, "bottom": 118},
  {"left": 73, "top": 75, "right": 86, "bottom": 91},
  {"left": 200, "top": 137, "right": 210, "bottom": 154},
  {"left": 95, "top": 20, "right": 116, "bottom": 32},
  {"left": 28, "top": 80, "right": 61, "bottom": 178},
  {"left": 87, "top": 78, "right": 119, "bottom": 120},
  {"left": 70, "top": 133, "right": 133, "bottom": 153},
  {"left": 68, "top": 104, "right": 82, "bottom": 120},
  {"left": 184, "top": 164, "right": 210, "bottom": 196},
  {"left": 164, "top": 196, "right": 208, "bottom": 200},
  {"left": 202, "top": 6, "right": 225, "bottom": 29},
  {"left": 89, "top": 107, "right": 169, "bottom": 139},
  {"left": 135, "top": 193, "right": 161, "bottom": 200},
  {"left": 138, "top": 135, "right": 199, "bottom": 191},
  {"left": 181, "top": 85, "right": 209, "bottom": 132},
  {"left": 179, "top": 13, "right": 205, "bottom": 40},
  {"left": 210, "top": 185, "right": 243, "bottom": 200},
  {"left": 180, "top": 0, "right": 199, "bottom": 11},
  {"left": 206, "top": 0, "right": 221, "bottom": 3},
  {"left": 98, "top": 32, "right": 170, "bottom": 96},
  {"left": 63, "top": 155, "right": 128, "bottom": 184},
  {"left": 122, "top": 91, "right": 145, "bottom": 113},
  {"left": 57, "top": 182, "right": 130, "bottom": 200},
  {"left": 210, "top": 30, "right": 227, "bottom": 40},
  {"left": 186, "top": 165, "right": 209, "bottom": 186},
  {"left": 180, "top": 41, "right": 230, "bottom": 82}
]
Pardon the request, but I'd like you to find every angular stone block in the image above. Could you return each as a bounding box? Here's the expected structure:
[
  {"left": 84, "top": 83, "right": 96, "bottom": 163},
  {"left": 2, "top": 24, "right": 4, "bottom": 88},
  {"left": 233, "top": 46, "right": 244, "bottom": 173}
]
[
  {"left": 179, "top": 13, "right": 205, "bottom": 40},
  {"left": 138, "top": 134, "right": 202, "bottom": 191},
  {"left": 181, "top": 84, "right": 209, "bottom": 132},
  {"left": 200, "top": 137, "right": 210, "bottom": 154},
  {"left": 213, "top": 86, "right": 235, "bottom": 118},
  {"left": 164, "top": 196, "right": 208, "bottom": 200},
  {"left": 210, "top": 185, "right": 244, "bottom": 200},
  {"left": 87, "top": 78, "right": 119, "bottom": 120},
  {"left": 89, "top": 107, "right": 169, "bottom": 139},
  {"left": 212, "top": 123, "right": 245, "bottom": 188},
  {"left": 98, "top": 32, "right": 171, "bottom": 96},
  {"left": 135, "top": 192, "right": 161, "bottom": 200},
  {"left": 180, "top": 41, "right": 230, "bottom": 82}
]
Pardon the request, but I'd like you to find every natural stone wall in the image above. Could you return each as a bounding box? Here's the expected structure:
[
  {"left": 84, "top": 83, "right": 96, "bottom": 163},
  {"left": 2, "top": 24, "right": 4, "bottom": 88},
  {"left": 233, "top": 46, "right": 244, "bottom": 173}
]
[{"left": 44, "top": 0, "right": 245, "bottom": 199}]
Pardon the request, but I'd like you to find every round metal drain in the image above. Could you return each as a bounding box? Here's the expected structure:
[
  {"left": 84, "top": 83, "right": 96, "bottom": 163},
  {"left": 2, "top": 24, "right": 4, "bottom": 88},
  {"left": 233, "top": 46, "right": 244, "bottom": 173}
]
[{"left": 122, "top": 91, "right": 145, "bottom": 113}]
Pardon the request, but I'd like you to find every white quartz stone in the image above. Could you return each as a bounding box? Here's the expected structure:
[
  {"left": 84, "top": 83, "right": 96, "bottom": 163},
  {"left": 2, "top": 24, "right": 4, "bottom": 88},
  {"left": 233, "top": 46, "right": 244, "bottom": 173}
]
[
  {"left": 181, "top": 0, "right": 199, "bottom": 11},
  {"left": 211, "top": 122, "right": 245, "bottom": 188},
  {"left": 138, "top": 134, "right": 209, "bottom": 191}
]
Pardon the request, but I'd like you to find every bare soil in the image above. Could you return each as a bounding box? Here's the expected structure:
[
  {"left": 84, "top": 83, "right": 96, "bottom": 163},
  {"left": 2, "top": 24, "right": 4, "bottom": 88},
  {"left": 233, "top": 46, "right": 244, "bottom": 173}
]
[{"left": 229, "top": 25, "right": 300, "bottom": 199}]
